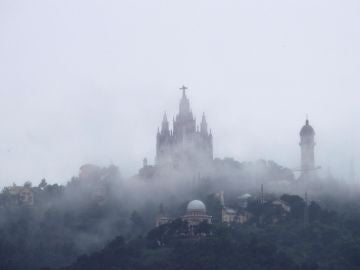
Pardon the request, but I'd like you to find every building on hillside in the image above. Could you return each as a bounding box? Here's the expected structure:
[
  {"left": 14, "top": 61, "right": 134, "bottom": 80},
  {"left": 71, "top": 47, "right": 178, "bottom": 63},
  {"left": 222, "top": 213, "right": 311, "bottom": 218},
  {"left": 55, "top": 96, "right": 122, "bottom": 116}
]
[
  {"left": 4, "top": 183, "right": 34, "bottom": 206},
  {"left": 139, "top": 158, "right": 156, "bottom": 180},
  {"left": 181, "top": 200, "right": 212, "bottom": 226},
  {"left": 222, "top": 208, "right": 251, "bottom": 224},
  {"left": 218, "top": 191, "right": 252, "bottom": 224},
  {"left": 79, "top": 164, "right": 101, "bottom": 180},
  {"left": 222, "top": 207, "right": 236, "bottom": 223},
  {"left": 272, "top": 199, "right": 291, "bottom": 213},
  {"left": 156, "top": 86, "right": 213, "bottom": 168},
  {"left": 155, "top": 199, "right": 212, "bottom": 231}
]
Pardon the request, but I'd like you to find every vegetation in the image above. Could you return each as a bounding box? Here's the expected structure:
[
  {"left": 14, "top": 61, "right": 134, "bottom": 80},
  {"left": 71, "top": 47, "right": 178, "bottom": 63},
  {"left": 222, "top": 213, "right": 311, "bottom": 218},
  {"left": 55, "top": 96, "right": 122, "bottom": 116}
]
[
  {"left": 0, "top": 166, "right": 145, "bottom": 270},
  {"left": 60, "top": 195, "right": 360, "bottom": 270},
  {"left": 0, "top": 160, "right": 359, "bottom": 270}
]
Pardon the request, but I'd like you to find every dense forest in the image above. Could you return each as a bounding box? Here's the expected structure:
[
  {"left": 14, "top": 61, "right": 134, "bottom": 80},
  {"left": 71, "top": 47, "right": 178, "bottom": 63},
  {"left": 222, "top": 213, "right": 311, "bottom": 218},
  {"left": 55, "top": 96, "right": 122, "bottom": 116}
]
[
  {"left": 0, "top": 160, "right": 359, "bottom": 270},
  {"left": 59, "top": 195, "right": 360, "bottom": 270}
]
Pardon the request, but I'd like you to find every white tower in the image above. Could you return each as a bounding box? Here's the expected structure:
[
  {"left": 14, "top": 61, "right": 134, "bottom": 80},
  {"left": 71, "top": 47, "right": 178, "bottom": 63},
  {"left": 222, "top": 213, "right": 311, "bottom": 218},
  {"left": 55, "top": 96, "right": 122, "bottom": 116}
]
[{"left": 299, "top": 118, "right": 316, "bottom": 179}]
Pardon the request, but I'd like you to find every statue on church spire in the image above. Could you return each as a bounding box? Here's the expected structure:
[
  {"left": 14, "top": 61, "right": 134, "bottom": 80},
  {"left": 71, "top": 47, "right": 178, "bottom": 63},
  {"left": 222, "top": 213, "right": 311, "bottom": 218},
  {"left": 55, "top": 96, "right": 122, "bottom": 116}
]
[
  {"left": 179, "top": 85, "right": 191, "bottom": 116},
  {"left": 180, "top": 85, "right": 188, "bottom": 97}
]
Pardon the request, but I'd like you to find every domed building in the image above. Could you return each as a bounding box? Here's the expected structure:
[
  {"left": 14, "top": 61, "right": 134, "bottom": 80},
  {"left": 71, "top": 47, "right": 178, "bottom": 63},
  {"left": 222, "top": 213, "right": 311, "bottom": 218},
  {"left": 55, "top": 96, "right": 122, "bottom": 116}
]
[{"left": 182, "top": 200, "right": 212, "bottom": 227}]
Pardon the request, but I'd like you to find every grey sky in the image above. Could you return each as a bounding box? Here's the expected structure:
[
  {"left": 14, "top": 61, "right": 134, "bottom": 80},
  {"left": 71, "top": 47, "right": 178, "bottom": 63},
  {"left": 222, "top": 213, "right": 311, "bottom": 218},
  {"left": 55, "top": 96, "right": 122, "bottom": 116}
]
[{"left": 0, "top": 0, "right": 359, "bottom": 186}]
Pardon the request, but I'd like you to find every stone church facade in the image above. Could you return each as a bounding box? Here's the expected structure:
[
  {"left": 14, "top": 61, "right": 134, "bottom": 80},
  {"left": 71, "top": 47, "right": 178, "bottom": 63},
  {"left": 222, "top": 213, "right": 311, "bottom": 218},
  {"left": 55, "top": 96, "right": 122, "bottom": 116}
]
[{"left": 156, "top": 86, "right": 213, "bottom": 169}]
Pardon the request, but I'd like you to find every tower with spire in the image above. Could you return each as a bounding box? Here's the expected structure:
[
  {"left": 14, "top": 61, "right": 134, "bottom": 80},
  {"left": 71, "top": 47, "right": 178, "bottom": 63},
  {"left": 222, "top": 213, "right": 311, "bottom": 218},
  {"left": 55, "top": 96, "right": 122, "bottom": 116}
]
[
  {"left": 156, "top": 86, "right": 213, "bottom": 168},
  {"left": 299, "top": 117, "right": 316, "bottom": 179}
]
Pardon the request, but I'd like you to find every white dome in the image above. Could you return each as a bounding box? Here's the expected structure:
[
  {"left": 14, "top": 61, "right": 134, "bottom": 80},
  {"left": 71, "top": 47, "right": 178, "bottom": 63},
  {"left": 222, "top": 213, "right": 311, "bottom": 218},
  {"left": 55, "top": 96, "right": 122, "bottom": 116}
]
[
  {"left": 239, "top": 193, "right": 252, "bottom": 200},
  {"left": 187, "top": 200, "right": 206, "bottom": 212}
]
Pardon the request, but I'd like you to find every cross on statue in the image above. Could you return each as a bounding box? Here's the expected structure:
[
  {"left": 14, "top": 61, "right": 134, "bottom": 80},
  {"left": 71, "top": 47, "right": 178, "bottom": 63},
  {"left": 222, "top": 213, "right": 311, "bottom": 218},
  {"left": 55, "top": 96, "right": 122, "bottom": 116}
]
[{"left": 180, "top": 85, "right": 188, "bottom": 96}]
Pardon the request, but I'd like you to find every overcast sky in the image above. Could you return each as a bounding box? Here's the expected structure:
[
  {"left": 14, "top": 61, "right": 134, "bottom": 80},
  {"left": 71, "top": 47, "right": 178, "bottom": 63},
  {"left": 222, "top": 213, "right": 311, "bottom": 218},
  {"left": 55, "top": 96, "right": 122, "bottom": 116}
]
[{"left": 0, "top": 0, "right": 359, "bottom": 186}]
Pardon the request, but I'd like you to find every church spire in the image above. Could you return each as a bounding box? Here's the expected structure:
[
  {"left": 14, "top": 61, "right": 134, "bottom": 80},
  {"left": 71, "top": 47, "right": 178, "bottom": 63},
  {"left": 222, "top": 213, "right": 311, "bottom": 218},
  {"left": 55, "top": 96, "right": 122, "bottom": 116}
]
[
  {"left": 200, "top": 112, "right": 208, "bottom": 134},
  {"left": 201, "top": 112, "right": 206, "bottom": 122},
  {"left": 163, "top": 112, "right": 168, "bottom": 123},
  {"left": 161, "top": 112, "right": 170, "bottom": 134}
]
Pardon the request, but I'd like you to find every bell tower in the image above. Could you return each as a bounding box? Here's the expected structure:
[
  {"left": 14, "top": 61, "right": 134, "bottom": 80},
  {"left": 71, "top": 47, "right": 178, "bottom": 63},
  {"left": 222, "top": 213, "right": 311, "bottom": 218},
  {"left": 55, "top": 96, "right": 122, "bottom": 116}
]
[{"left": 299, "top": 118, "right": 316, "bottom": 179}]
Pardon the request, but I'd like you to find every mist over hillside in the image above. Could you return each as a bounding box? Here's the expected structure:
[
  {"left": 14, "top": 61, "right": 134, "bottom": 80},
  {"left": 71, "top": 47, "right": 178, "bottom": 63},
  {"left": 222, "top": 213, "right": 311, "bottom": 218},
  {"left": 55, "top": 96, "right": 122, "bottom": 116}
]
[
  {"left": 1, "top": 1, "right": 360, "bottom": 270},
  {"left": 0, "top": 80, "right": 359, "bottom": 270},
  {"left": 0, "top": 141, "right": 359, "bottom": 270}
]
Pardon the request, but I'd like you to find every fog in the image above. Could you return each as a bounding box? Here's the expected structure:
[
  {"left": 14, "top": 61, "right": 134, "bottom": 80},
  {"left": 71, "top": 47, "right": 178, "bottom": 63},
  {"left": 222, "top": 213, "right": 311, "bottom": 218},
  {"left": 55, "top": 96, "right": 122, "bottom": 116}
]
[{"left": 1, "top": 0, "right": 360, "bottom": 186}]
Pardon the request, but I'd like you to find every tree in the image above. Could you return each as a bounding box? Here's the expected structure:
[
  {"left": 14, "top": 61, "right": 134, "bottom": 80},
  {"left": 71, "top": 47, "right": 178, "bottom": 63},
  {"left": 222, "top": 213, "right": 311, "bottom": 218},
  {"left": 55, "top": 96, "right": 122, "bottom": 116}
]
[
  {"left": 24, "top": 181, "right": 32, "bottom": 188},
  {"left": 38, "top": 179, "right": 48, "bottom": 190}
]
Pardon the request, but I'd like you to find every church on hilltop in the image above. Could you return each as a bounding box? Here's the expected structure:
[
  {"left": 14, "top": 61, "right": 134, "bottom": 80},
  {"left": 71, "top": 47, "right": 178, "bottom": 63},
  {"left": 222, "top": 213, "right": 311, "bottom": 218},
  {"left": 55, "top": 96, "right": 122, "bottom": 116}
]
[
  {"left": 155, "top": 86, "right": 213, "bottom": 169},
  {"left": 139, "top": 86, "right": 319, "bottom": 183}
]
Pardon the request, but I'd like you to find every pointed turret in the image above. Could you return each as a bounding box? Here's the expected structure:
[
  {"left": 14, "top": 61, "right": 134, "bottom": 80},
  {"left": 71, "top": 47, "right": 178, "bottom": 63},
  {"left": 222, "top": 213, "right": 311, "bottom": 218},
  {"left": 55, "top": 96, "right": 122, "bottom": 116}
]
[
  {"left": 143, "top": 158, "right": 148, "bottom": 168},
  {"left": 300, "top": 118, "right": 315, "bottom": 138},
  {"left": 200, "top": 113, "right": 208, "bottom": 135},
  {"left": 161, "top": 112, "right": 170, "bottom": 135}
]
